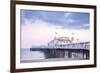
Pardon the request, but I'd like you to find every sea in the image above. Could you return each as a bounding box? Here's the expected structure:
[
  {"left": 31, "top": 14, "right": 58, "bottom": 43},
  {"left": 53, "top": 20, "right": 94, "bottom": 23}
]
[{"left": 20, "top": 48, "right": 46, "bottom": 62}]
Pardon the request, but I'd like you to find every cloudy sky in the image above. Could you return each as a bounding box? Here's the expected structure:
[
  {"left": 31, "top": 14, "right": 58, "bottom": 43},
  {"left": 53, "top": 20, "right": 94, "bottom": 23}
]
[{"left": 20, "top": 9, "right": 90, "bottom": 48}]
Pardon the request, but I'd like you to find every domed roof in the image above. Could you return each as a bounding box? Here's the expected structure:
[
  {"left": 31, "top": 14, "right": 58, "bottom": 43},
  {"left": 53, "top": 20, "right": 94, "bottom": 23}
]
[{"left": 56, "top": 37, "right": 70, "bottom": 41}]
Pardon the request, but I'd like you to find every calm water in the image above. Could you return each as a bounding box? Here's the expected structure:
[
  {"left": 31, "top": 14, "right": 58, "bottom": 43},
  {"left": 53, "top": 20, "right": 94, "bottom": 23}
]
[{"left": 20, "top": 48, "right": 46, "bottom": 62}]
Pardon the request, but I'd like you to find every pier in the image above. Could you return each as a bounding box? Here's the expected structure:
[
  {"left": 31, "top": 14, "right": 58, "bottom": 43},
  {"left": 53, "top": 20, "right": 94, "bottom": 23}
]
[
  {"left": 30, "top": 36, "right": 90, "bottom": 60},
  {"left": 30, "top": 48, "right": 89, "bottom": 60}
]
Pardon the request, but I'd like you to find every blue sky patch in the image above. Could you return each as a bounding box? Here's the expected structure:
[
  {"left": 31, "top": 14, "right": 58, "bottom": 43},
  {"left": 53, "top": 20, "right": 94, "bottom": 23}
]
[{"left": 20, "top": 9, "right": 90, "bottom": 29}]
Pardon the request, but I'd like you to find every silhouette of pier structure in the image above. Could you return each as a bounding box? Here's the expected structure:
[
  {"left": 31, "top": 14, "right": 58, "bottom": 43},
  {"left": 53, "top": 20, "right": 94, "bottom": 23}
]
[{"left": 30, "top": 48, "right": 89, "bottom": 59}]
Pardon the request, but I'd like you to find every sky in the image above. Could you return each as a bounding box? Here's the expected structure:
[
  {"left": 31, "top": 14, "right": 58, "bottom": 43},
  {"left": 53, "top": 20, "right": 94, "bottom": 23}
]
[{"left": 20, "top": 9, "right": 90, "bottom": 48}]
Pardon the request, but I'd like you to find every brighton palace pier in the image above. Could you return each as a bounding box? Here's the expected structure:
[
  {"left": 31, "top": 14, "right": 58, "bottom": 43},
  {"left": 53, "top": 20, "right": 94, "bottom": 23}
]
[{"left": 30, "top": 36, "right": 90, "bottom": 60}]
